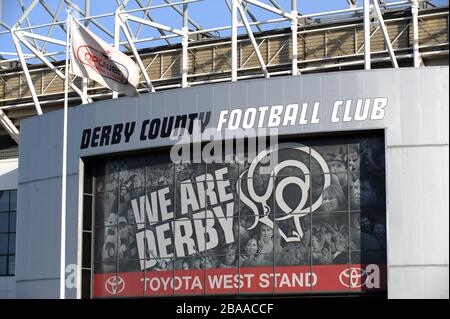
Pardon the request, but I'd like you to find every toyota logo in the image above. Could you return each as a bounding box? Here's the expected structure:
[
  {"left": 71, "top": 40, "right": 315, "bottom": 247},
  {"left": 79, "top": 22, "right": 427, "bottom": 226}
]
[
  {"left": 105, "top": 275, "right": 125, "bottom": 294},
  {"left": 339, "top": 267, "right": 366, "bottom": 288}
]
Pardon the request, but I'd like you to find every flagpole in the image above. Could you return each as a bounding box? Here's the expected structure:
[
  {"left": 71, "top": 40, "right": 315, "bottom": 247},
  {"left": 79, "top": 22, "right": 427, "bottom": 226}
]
[{"left": 60, "top": 6, "right": 71, "bottom": 300}]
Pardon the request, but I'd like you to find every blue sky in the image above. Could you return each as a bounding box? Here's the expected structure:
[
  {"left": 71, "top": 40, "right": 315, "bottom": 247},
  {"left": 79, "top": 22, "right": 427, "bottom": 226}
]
[{"left": 0, "top": 0, "right": 448, "bottom": 63}]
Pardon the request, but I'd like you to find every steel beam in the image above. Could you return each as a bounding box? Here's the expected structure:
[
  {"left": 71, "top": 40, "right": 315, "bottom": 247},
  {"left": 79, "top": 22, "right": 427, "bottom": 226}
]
[
  {"left": 39, "top": 0, "right": 66, "bottom": 33},
  {"left": 364, "top": 0, "right": 371, "bottom": 69},
  {"left": 242, "top": 0, "right": 295, "bottom": 20},
  {"left": 242, "top": 2, "right": 263, "bottom": 32},
  {"left": 113, "top": 11, "right": 120, "bottom": 99},
  {"left": 11, "top": 29, "right": 43, "bottom": 115},
  {"left": 19, "top": 0, "right": 40, "bottom": 49},
  {"left": 0, "top": 109, "right": 20, "bottom": 144},
  {"left": 19, "top": 31, "right": 66, "bottom": 46},
  {"left": 411, "top": 0, "right": 420, "bottom": 67},
  {"left": 224, "top": 0, "right": 231, "bottom": 12},
  {"left": 134, "top": 0, "right": 172, "bottom": 44},
  {"left": 117, "top": 9, "right": 156, "bottom": 92},
  {"left": 125, "top": 14, "right": 185, "bottom": 36},
  {"left": 63, "top": 0, "right": 132, "bottom": 52},
  {"left": 134, "top": 0, "right": 151, "bottom": 38},
  {"left": 291, "top": 10, "right": 298, "bottom": 75},
  {"left": 347, "top": 0, "right": 358, "bottom": 8},
  {"left": 373, "top": 0, "right": 399, "bottom": 68},
  {"left": 268, "top": 0, "right": 283, "bottom": 10},
  {"left": 116, "top": 0, "right": 135, "bottom": 37},
  {"left": 231, "top": 0, "right": 238, "bottom": 81},
  {"left": 14, "top": 0, "right": 40, "bottom": 28},
  {"left": 85, "top": 0, "right": 90, "bottom": 26},
  {"left": 83, "top": 0, "right": 89, "bottom": 102},
  {"left": 40, "top": 0, "right": 66, "bottom": 53},
  {"left": 0, "top": 21, "right": 10, "bottom": 31},
  {"left": 162, "top": 0, "right": 203, "bottom": 31},
  {"left": 182, "top": 0, "right": 189, "bottom": 88},
  {"left": 291, "top": 0, "right": 298, "bottom": 75},
  {"left": 17, "top": 34, "right": 92, "bottom": 104},
  {"left": 237, "top": 0, "right": 269, "bottom": 78}
]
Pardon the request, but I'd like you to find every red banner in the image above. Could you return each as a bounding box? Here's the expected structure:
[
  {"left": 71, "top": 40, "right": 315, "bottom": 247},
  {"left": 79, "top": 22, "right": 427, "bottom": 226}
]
[{"left": 93, "top": 264, "right": 386, "bottom": 298}]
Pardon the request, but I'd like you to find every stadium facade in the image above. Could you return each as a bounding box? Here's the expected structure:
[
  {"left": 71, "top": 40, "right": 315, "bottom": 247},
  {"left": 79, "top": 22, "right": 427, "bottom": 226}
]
[{"left": 0, "top": 0, "right": 448, "bottom": 299}]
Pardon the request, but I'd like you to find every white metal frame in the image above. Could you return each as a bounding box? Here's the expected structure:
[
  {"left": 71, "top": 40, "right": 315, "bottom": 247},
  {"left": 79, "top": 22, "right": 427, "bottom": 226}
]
[{"left": 0, "top": 0, "right": 444, "bottom": 144}]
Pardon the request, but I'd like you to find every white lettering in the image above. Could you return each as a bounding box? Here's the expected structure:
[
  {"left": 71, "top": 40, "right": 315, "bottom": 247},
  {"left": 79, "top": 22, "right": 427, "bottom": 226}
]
[
  {"left": 217, "top": 110, "right": 229, "bottom": 131},
  {"left": 355, "top": 99, "right": 370, "bottom": 121},
  {"left": 155, "top": 222, "right": 173, "bottom": 258},
  {"left": 258, "top": 106, "right": 270, "bottom": 127},
  {"left": 332, "top": 100, "right": 343, "bottom": 123},
  {"left": 343, "top": 100, "right": 353, "bottom": 122},
  {"left": 243, "top": 108, "right": 257, "bottom": 128},
  {"left": 180, "top": 183, "right": 200, "bottom": 215},
  {"left": 371, "top": 97, "right": 387, "bottom": 120},
  {"left": 283, "top": 104, "right": 298, "bottom": 126},
  {"left": 158, "top": 187, "right": 173, "bottom": 222},
  {"left": 299, "top": 103, "right": 308, "bottom": 124},
  {"left": 174, "top": 218, "right": 196, "bottom": 257},
  {"left": 228, "top": 109, "right": 242, "bottom": 130},
  {"left": 267, "top": 105, "right": 283, "bottom": 127},
  {"left": 311, "top": 101, "right": 320, "bottom": 124}
]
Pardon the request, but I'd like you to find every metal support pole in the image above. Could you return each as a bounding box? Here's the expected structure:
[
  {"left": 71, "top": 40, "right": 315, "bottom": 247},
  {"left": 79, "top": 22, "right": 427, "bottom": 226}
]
[
  {"left": 113, "top": 12, "right": 120, "bottom": 99},
  {"left": 163, "top": 0, "right": 203, "bottom": 31},
  {"left": 364, "top": 0, "right": 371, "bottom": 70},
  {"left": 117, "top": 11, "right": 155, "bottom": 92},
  {"left": 63, "top": 0, "right": 131, "bottom": 50},
  {"left": 40, "top": 0, "right": 65, "bottom": 53},
  {"left": 11, "top": 30, "right": 43, "bottom": 115},
  {"left": 242, "top": 2, "right": 263, "bottom": 32},
  {"left": 135, "top": 0, "right": 150, "bottom": 38},
  {"left": 39, "top": 0, "right": 67, "bottom": 33},
  {"left": 18, "top": 31, "right": 66, "bottom": 45},
  {"left": 243, "top": 0, "right": 295, "bottom": 19},
  {"left": 19, "top": 0, "right": 40, "bottom": 49},
  {"left": 135, "top": 0, "right": 172, "bottom": 45},
  {"left": 182, "top": 0, "right": 189, "bottom": 88},
  {"left": 14, "top": 0, "right": 40, "bottom": 27},
  {"left": 85, "top": 0, "right": 90, "bottom": 25},
  {"left": 231, "top": 0, "right": 238, "bottom": 81},
  {"left": 269, "top": 0, "right": 283, "bottom": 10},
  {"left": 373, "top": 0, "right": 399, "bottom": 68},
  {"left": 347, "top": 0, "right": 357, "bottom": 8},
  {"left": 183, "top": 1, "right": 189, "bottom": 33},
  {"left": 237, "top": 0, "right": 269, "bottom": 78},
  {"left": 411, "top": 0, "right": 420, "bottom": 67},
  {"left": 291, "top": 1, "right": 298, "bottom": 75},
  {"left": 125, "top": 14, "right": 184, "bottom": 36},
  {"left": 60, "top": 7, "right": 71, "bottom": 300},
  {"left": 116, "top": 0, "right": 135, "bottom": 39},
  {"left": 82, "top": 0, "right": 90, "bottom": 100}
]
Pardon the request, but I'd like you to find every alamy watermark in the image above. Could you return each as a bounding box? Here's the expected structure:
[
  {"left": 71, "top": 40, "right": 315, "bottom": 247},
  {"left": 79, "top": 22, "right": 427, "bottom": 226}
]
[{"left": 168, "top": 119, "right": 280, "bottom": 176}]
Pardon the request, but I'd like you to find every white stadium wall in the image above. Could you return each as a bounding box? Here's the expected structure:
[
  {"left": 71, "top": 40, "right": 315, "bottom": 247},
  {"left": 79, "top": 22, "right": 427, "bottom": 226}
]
[{"left": 14, "top": 66, "right": 449, "bottom": 299}]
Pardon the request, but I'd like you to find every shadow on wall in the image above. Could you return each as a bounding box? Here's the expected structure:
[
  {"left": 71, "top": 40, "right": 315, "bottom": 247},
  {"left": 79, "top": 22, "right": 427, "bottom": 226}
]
[{"left": 0, "top": 163, "right": 18, "bottom": 190}]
